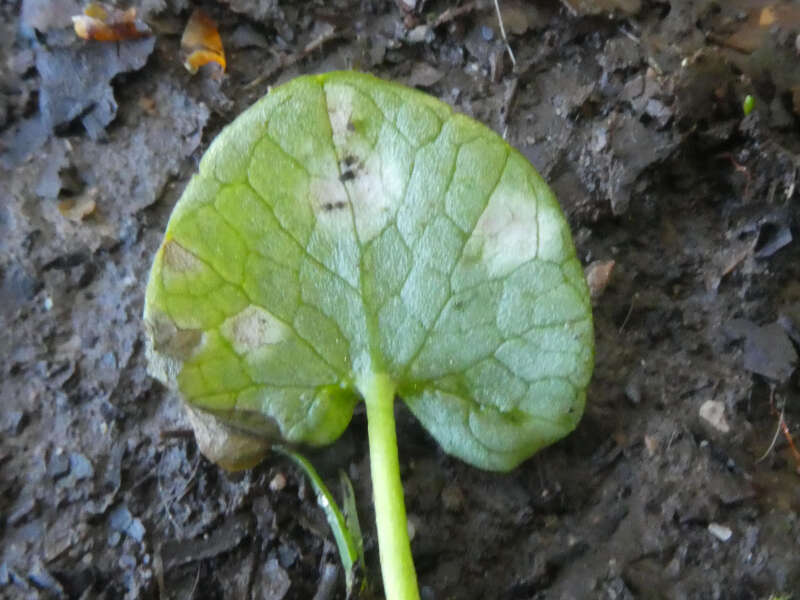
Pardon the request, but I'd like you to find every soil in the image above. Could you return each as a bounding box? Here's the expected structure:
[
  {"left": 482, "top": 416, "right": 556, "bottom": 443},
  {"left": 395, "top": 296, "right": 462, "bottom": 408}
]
[{"left": 2, "top": 0, "right": 800, "bottom": 599}]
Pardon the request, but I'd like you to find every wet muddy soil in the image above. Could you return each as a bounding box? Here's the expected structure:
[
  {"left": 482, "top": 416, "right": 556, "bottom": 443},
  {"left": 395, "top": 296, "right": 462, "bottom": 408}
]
[{"left": 2, "top": 0, "right": 800, "bottom": 598}]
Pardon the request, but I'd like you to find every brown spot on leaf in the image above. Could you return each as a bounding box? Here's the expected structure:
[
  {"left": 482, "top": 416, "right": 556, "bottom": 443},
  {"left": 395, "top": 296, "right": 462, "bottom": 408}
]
[
  {"left": 143, "top": 311, "right": 204, "bottom": 389},
  {"left": 162, "top": 239, "right": 203, "bottom": 273},
  {"left": 322, "top": 201, "right": 348, "bottom": 211}
]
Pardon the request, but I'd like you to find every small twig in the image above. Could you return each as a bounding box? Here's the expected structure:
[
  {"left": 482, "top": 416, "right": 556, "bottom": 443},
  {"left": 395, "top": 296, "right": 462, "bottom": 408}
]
[
  {"left": 756, "top": 402, "right": 785, "bottom": 463},
  {"left": 492, "top": 0, "right": 516, "bottom": 67},
  {"left": 158, "top": 475, "right": 182, "bottom": 534},
  {"left": 433, "top": 1, "right": 478, "bottom": 28},
  {"left": 717, "top": 152, "right": 752, "bottom": 199},
  {"left": 187, "top": 566, "right": 201, "bottom": 600},
  {"left": 500, "top": 76, "right": 519, "bottom": 138},
  {"left": 761, "top": 386, "right": 800, "bottom": 472},
  {"left": 618, "top": 292, "right": 638, "bottom": 333},
  {"left": 244, "top": 27, "right": 346, "bottom": 90}
]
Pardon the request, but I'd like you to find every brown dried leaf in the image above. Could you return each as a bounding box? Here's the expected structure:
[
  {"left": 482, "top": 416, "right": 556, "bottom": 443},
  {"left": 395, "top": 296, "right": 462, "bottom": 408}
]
[{"left": 585, "top": 259, "right": 615, "bottom": 300}]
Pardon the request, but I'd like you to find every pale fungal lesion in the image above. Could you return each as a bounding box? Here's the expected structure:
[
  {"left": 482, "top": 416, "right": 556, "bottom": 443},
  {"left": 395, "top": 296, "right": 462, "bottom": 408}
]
[
  {"left": 322, "top": 85, "right": 405, "bottom": 244},
  {"left": 470, "top": 185, "right": 539, "bottom": 277},
  {"left": 143, "top": 311, "right": 204, "bottom": 389},
  {"left": 219, "top": 304, "right": 290, "bottom": 355},
  {"left": 162, "top": 239, "right": 205, "bottom": 273}
]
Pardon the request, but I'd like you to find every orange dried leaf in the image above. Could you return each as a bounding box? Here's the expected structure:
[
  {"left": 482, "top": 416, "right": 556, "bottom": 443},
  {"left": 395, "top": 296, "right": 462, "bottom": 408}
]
[
  {"left": 181, "top": 9, "right": 226, "bottom": 75},
  {"left": 72, "top": 2, "right": 151, "bottom": 42}
]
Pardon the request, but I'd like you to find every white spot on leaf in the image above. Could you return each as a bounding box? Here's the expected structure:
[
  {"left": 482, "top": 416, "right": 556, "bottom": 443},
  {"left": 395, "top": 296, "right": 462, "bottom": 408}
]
[
  {"left": 220, "top": 305, "right": 289, "bottom": 355},
  {"left": 471, "top": 186, "right": 538, "bottom": 277}
]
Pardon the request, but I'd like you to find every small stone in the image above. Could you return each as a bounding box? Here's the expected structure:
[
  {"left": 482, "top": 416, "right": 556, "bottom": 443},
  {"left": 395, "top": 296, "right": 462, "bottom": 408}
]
[
  {"left": 47, "top": 448, "right": 71, "bottom": 479},
  {"left": 109, "top": 505, "right": 133, "bottom": 532},
  {"left": 277, "top": 543, "right": 297, "bottom": 568},
  {"left": 7, "top": 495, "right": 37, "bottom": 526},
  {"left": 407, "top": 25, "right": 431, "bottom": 44},
  {"left": 3, "top": 411, "right": 27, "bottom": 435},
  {"left": 119, "top": 553, "right": 137, "bottom": 570},
  {"left": 69, "top": 453, "right": 94, "bottom": 480},
  {"left": 643, "top": 435, "right": 658, "bottom": 456},
  {"left": 108, "top": 531, "right": 121, "bottom": 547},
  {"left": 440, "top": 484, "right": 465, "bottom": 512},
  {"left": 0, "top": 562, "right": 8, "bottom": 585},
  {"left": 707, "top": 523, "right": 732, "bottom": 542},
  {"left": 44, "top": 523, "right": 77, "bottom": 562},
  {"left": 699, "top": 400, "right": 730, "bottom": 434},
  {"left": 407, "top": 516, "right": 417, "bottom": 542},
  {"left": 480, "top": 25, "right": 494, "bottom": 41},
  {"left": 127, "top": 518, "right": 145, "bottom": 543},
  {"left": 269, "top": 472, "right": 287, "bottom": 492},
  {"left": 624, "top": 378, "right": 641, "bottom": 405},
  {"left": 28, "top": 559, "right": 63, "bottom": 594},
  {"left": 259, "top": 558, "right": 290, "bottom": 600},
  {"left": 585, "top": 259, "right": 615, "bottom": 300}
]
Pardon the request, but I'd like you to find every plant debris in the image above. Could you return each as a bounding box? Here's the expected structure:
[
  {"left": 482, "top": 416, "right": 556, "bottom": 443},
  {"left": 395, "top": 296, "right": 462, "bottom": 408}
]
[
  {"left": 181, "top": 9, "right": 226, "bottom": 76},
  {"left": 72, "top": 3, "right": 151, "bottom": 42}
]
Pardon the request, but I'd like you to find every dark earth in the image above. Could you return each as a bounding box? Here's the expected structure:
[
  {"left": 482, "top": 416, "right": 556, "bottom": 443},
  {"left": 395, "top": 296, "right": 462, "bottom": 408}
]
[{"left": 2, "top": 0, "right": 800, "bottom": 598}]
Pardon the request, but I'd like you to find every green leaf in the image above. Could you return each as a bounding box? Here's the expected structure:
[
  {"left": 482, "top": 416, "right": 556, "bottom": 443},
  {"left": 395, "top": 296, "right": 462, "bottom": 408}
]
[
  {"left": 143, "top": 70, "right": 594, "bottom": 472},
  {"left": 273, "top": 446, "right": 365, "bottom": 597}
]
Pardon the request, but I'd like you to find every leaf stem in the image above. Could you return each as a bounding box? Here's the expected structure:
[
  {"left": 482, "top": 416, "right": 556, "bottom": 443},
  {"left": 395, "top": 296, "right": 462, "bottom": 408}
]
[{"left": 361, "top": 373, "right": 420, "bottom": 600}]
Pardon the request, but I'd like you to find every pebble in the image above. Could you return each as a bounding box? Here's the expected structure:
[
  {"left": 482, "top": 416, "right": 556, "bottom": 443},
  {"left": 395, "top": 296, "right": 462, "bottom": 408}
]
[
  {"left": 127, "top": 518, "right": 145, "bottom": 543},
  {"left": 585, "top": 259, "right": 615, "bottom": 300},
  {"left": 407, "top": 25, "right": 431, "bottom": 44},
  {"left": 109, "top": 505, "right": 133, "bottom": 532},
  {"left": 3, "top": 411, "right": 27, "bottom": 435},
  {"left": 699, "top": 400, "right": 730, "bottom": 434},
  {"left": 269, "top": 472, "right": 287, "bottom": 492},
  {"left": 277, "top": 543, "right": 298, "bottom": 568},
  {"left": 7, "top": 496, "right": 37, "bottom": 526},
  {"left": 69, "top": 453, "right": 94, "bottom": 480},
  {"left": 707, "top": 523, "right": 733, "bottom": 542},
  {"left": 47, "top": 448, "right": 70, "bottom": 480},
  {"left": 440, "top": 484, "right": 465, "bottom": 512}
]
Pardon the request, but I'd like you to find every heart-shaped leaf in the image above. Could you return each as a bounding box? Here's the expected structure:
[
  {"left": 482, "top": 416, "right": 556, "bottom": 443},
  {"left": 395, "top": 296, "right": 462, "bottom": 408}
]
[{"left": 144, "top": 71, "right": 593, "bottom": 472}]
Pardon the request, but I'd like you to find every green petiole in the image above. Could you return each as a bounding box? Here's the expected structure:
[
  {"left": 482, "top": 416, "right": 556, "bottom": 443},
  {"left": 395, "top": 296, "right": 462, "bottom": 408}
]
[{"left": 361, "top": 373, "right": 420, "bottom": 600}]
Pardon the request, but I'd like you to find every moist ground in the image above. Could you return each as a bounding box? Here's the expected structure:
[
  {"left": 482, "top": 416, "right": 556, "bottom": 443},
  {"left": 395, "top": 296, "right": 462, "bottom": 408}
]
[{"left": 1, "top": 1, "right": 799, "bottom": 598}]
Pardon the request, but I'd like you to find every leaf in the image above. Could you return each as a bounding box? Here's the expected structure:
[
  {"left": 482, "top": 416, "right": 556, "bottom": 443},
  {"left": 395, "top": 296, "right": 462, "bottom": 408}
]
[
  {"left": 274, "top": 446, "right": 364, "bottom": 597},
  {"left": 143, "top": 71, "right": 594, "bottom": 472}
]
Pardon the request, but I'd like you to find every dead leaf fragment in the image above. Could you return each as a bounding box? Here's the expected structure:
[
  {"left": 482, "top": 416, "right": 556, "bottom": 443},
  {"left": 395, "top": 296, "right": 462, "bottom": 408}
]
[
  {"left": 722, "top": 3, "right": 800, "bottom": 53},
  {"left": 185, "top": 406, "right": 270, "bottom": 471},
  {"left": 560, "top": 0, "right": 641, "bottom": 17},
  {"left": 181, "top": 9, "right": 226, "bottom": 76},
  {"left": 58, "top": 196, "right": 96, "bottom": 222},
  {"left": 585, "top": 259, "right": 615, "bottom": 300},
  {"left": 407, "top": 62, "right": 445, "bottom": 88},
  {"left": 72, "top": 3, "right": 151, "bottom": 42},
  {"left": 725, "top": 319, "right": 798, "bottom": 383}
]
